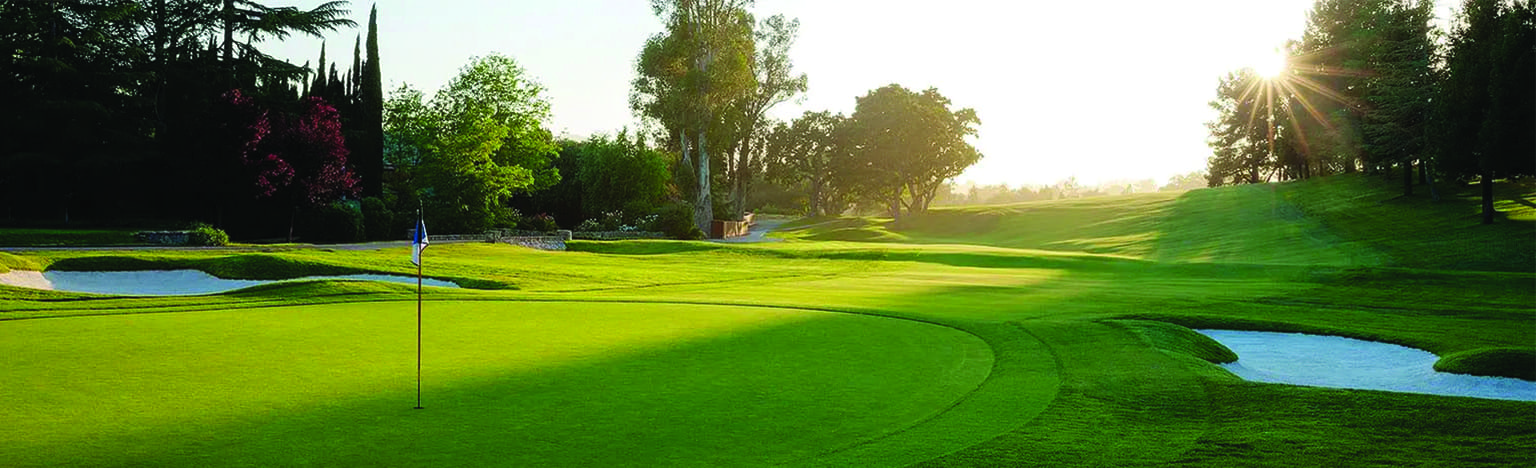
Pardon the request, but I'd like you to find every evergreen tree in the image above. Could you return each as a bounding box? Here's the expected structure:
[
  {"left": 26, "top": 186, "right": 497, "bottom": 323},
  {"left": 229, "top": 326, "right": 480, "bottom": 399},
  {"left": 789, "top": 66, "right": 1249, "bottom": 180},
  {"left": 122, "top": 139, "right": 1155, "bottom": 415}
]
[
  {"left": 311, "top": 42, "right": 327, "bottom": 97},
  {"left": 359, "top": 4, "right": 385, "bottom": 198},
  {"left": 1439, "top": 0, "right": 1536, "bottom": 223},
  {"left": 1359, "top": 0, "right": 1437, "bottom": 196}
]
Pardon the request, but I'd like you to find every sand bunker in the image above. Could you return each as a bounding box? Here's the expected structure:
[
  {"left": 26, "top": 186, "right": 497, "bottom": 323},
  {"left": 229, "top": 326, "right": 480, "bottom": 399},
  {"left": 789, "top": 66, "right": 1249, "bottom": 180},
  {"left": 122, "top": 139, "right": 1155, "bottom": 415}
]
[
  {"left": 1197, "top": 329, "right": 1536, "bottom": 401},
  {"left": 0, "top": 270, "right": 457, "bottom": 296},
  {"left": 0, "top": 270, "right": 52, "bottom": 290}
]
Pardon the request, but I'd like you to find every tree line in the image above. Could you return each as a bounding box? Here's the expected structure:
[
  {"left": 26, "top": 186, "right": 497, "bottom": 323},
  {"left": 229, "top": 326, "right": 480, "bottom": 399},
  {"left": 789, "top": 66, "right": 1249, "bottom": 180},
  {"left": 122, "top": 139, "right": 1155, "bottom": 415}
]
[
  {"left": 0, "top": 0, "right": 388, "bottom": 239},
  {"left": 1206, "top": 0, "right": 1534, "bottom": 224},
  {"left": 630, "top": 0, "right": 983, "bottom": 231},
  {"left": 1, "top": 0, "right": 988, "bottom": 240}
]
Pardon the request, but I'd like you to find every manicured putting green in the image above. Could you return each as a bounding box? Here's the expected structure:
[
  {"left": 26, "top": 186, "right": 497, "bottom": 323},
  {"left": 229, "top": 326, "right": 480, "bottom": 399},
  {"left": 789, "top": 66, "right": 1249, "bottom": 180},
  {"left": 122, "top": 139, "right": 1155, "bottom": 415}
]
[{"left": 0, "top": 301, "right": 990, "bottom": 467}]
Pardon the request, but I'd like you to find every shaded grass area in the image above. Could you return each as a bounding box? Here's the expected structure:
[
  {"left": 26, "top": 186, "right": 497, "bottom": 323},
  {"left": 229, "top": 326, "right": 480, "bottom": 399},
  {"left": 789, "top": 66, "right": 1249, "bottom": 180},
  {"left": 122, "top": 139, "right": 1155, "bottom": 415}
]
[
  {"left": 1435, "top": 348, "right": 1536, "bottom": 381},
  {"left": 0, "top": 301, "right": 989, "bottom": 467},
  {"left": 1276, "top": 174, "right": 1536, "bottom": 271},
  {"left": 0, "top": 228, "right": 141, "bottom": 247},
  {"left": 1107, "top": 319, "right": 1238, "bottom": 363}
]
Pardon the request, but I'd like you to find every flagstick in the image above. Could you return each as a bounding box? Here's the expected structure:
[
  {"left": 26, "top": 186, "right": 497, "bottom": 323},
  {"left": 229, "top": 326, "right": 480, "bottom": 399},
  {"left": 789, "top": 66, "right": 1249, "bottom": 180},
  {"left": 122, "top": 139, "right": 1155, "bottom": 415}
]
[{"left": 415, "top": 210, "right": 424, "bottom": 410}]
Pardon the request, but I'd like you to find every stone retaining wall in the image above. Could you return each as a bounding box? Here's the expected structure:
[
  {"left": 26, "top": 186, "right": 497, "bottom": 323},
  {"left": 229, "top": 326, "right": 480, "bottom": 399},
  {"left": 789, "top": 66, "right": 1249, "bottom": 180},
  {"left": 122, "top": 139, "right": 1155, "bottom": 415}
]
[
  {"left": 134, "top": 231, "right": 190, "bottom": 245},
  {"left": 491, "top": 229, "right": 664, "bottom": 241},
  {"left": 571, "top": 231, "right": 666, "bottom": 240},
  {"left": 499, "top": 236, "right": 566, "bottom": 251}
]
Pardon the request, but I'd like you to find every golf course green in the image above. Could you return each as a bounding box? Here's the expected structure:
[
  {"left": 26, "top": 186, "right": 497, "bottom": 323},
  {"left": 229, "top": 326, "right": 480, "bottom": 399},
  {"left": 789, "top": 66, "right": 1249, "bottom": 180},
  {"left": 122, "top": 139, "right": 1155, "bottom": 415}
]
[{"left": 2, "top": 174, "right": 1532, "bottom": 466}]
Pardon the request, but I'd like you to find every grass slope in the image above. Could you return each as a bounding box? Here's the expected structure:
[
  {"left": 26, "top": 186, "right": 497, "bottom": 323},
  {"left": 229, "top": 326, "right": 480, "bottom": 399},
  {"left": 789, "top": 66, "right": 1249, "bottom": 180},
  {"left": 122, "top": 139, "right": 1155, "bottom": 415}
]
[{"left": 774, "top": 174, "right": 1533, "bottom": 271}]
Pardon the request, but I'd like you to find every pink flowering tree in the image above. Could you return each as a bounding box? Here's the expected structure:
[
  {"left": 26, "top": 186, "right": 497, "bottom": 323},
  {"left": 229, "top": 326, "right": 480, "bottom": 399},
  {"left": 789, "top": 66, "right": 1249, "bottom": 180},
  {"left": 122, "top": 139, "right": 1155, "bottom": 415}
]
[
  {"left": 219, "top": 90, "right": 359, "bottom": 241},
  {"left": 218, "top": 89, "right": 294, "bottom": 199}
]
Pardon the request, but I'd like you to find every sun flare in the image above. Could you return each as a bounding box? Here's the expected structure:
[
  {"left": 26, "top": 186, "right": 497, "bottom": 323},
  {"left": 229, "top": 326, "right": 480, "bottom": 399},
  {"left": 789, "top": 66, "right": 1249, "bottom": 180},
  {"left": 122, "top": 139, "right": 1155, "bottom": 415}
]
[{"left": 1252, "top": 51, "right": 1287, "bottom": 79}]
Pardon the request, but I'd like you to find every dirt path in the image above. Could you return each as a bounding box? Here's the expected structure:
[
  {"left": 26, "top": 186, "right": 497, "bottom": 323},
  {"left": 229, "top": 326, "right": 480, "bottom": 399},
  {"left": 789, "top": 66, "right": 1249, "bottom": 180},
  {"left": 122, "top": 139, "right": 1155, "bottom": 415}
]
[{"left": 711, "top": 216, "right": 791, "bottom": 243}]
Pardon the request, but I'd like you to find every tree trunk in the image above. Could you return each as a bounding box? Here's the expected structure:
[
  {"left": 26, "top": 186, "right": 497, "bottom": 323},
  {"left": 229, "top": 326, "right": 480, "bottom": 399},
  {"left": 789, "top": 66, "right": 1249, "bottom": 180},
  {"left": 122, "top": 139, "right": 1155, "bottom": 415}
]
[
  {"left": 731, "top": 137, "right": 752, "bottom": 219},
  {"left": 679, "top": 129, "right": 691, "bottom": 169},
  {"left": 222, "top": 0, "right": 234, "bottom": 62},
  {"left": 1402, "top": 160, "right": 1414, "bottom": 196},
  {"left": 695, "top": 130, "right": 712, "bottom": 234},
  {"left": 288, "top": 206, "right": 297, "bottom": 243},
  {"left": 1481, "top": 169, "right": 1495, "bottom": 225},
  {"left": 888, "top": 196, "right": 901, "bottom": 228},
  {"left": 809, "top": 177, "right": 822, "bottom": 217},
  {"left": 1418, "top": 158, "right": 1428, "bottom": 185}
]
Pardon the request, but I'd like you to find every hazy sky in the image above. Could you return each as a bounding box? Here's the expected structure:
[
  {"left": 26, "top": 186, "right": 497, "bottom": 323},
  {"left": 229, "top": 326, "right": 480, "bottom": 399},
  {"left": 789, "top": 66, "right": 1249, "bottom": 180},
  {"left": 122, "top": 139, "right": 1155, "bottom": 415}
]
[{"left": 265, "top": 0, "right": 1456, "bottom": 187}]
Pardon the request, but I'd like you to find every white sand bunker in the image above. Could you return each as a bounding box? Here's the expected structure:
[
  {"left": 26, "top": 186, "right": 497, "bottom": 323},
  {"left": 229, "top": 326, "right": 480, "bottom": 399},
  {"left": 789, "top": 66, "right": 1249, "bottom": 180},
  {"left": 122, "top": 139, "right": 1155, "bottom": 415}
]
[
  {"left": 0, "top": 270, "right": 52, "bottom": 290},
  {"left": 1, "top": 270, "right": 457, "bottom": 296},
  {"left": 1197, "top": 330, "right": 1536, "bottom": 401}
]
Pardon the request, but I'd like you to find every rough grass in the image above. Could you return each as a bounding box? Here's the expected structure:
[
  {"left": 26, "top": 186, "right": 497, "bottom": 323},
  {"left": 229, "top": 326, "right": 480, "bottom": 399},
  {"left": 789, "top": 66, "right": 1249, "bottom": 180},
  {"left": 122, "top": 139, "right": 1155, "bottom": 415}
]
[
  {"left": 0, "top": 173, "right": 1532, "bottom": 467},
  {"left": 0, "top": 228, "right": 140, "bottom": 246}
]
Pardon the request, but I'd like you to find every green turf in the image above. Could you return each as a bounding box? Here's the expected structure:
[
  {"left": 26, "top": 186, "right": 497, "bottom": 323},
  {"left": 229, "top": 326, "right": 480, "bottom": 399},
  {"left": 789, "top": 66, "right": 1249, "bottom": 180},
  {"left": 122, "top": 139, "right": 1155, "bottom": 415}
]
[
  {"left": 0, "top": 301, "right": 989, "bottom": 467},
  {"left": 1, "top": 173, "right": 1532, "bottom": 466}
]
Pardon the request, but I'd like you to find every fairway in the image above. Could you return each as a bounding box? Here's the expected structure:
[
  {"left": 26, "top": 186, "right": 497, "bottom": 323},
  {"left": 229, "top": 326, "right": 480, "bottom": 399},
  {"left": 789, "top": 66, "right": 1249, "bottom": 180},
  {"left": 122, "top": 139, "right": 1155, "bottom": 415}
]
[
  {"left": 0, "top": 301, "right": 991, "bottom": 467},
  {"left": 2, "top": 175, "right": 1532, "bottom": 466}
]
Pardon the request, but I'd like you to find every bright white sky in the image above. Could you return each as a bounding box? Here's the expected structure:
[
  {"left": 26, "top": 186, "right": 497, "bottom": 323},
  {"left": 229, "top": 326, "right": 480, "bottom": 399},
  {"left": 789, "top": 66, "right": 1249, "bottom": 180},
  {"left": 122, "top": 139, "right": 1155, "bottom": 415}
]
[{"left": 265, "top": 0, "right": 1456, "bottom": 187}]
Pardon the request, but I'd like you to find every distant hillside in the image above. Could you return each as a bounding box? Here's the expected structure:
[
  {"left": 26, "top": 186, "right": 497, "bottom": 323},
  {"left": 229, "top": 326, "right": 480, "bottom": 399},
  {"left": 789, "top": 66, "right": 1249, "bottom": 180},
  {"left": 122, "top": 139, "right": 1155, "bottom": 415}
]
[{"left": 773, "top": 174, "right": 1535, "bottom": 272}]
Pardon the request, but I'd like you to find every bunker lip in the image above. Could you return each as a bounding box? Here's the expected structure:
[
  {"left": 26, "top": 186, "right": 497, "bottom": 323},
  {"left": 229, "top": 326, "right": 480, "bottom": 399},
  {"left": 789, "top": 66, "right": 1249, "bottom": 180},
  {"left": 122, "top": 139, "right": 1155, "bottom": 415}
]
[
  {"left": 1197, "top": 329, "right": 1536, "bottom": 401},
  {"left": 0, "top": 269, "right": 457, "bottom": 296}
]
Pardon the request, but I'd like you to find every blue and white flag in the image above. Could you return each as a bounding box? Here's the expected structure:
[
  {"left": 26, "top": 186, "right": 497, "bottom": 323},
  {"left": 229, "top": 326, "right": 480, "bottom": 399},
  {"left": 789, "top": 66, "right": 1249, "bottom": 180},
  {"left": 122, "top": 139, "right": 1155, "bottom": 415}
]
[{"left": 411, "top": 217, "right": 428, "bottom": 266}]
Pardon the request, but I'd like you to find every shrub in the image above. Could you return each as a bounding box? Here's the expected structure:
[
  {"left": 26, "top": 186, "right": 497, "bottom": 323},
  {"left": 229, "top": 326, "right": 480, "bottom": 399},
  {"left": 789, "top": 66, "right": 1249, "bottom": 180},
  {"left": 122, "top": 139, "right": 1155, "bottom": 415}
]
[
  {"left": 361, "top": 197, "right": 395, "bottom": 241},
  {"left": 576, "top": 219, "right": 601, "bottom": 231},
  {"left": 634, "top": 214, "right": 661, "bottom": 231},
  {"left": 599, "top": 210, "right": 625, "bottom": 231},
  {"left": 491, "top": 206, "right": 524, "bottom": 230},
  {"left": 301, "top": 201, "right": 364, "bottom": 244},
  {"left": 186, "top": 222, "right": 230, "bottom": 246},
  {"left": 519, "top": 213, "right": 559, "bottom": 232},
  {"left": 654, "top": 202, "right": 704, "bottom": 240}
]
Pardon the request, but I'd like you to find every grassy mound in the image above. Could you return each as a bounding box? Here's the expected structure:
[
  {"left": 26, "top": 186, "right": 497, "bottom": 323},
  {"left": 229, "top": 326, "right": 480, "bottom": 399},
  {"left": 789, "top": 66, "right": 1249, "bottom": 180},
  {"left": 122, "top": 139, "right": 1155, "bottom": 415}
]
[
  {"left": 1435, "top": 347, "right": 1536, "bottom": 381},
  {"left": 1106, "top": 319, "right": 1238, "bottom": 363},
  {"left": 46, "top": 253, "right": 363, "bottom": 278},
  {"left": 47, "top": 253, "right": 370, "bottom": 279},
  {"left": 0, "top": 252, "right": 43, "bottom": 273}
]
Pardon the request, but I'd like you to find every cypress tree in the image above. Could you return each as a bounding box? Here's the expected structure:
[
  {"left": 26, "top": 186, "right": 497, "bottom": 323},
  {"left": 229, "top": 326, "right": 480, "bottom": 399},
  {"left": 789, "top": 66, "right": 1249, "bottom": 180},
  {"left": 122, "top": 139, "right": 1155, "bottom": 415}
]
[
  {"left": 352, "top": 35, "right": 362, "bottom": 96},
  {"left": 312, "top": 42, "right": 327, "bottom": 96},
  {"left": 360, "top": 4, "right": 384, "bottom": 197}
]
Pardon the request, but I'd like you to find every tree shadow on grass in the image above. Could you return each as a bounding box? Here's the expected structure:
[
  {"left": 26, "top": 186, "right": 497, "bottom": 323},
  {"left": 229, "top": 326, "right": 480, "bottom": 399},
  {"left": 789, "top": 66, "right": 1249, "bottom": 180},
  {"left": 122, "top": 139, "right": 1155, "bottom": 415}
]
[{"left": 2, "top": 303, "right": 991, "bottom": 468}]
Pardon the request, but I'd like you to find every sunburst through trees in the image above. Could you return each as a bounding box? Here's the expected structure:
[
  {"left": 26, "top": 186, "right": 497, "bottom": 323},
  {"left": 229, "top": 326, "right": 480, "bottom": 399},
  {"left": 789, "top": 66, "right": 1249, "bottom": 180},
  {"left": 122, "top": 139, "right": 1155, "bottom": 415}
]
[
  {"left": 1206, "top": 43, "right": 1369, "bottom": 186},
  {"left": 1205, "top": 0, "right": 1440, "bottom": 191}
]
